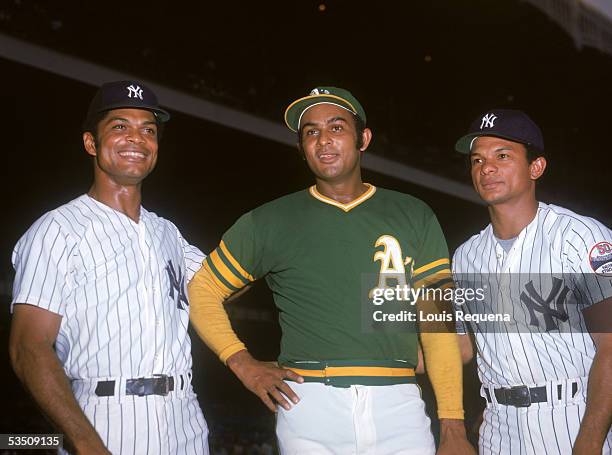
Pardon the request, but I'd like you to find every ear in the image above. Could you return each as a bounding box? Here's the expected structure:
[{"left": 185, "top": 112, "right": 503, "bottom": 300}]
[
  {"left": 83, "top": 132, "right": 97, "bottom": 157},
  {"left": 529, "top": 156, "right": 547, "bottom": 180},
  {"left": 359, "top": 128, "right": 373, "bottom": 152}
]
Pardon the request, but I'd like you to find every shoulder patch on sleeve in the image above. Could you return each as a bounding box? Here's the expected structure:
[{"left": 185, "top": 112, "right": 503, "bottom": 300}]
[{"left": 589, "top": 241, "right": 612, "bottom": 276}]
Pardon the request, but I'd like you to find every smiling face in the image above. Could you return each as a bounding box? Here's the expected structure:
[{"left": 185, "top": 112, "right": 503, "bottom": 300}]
[
  {"left": 299, "top": 103, "right": 371, "bottom": 185},
  {"left": 83, "top": 108, "right": 159, "bottom": 187},
  {"left": 470, "top": 136, "right": 546, "bottom": 206}
]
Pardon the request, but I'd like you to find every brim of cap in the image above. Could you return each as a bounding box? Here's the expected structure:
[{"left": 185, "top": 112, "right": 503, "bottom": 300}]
[
  {"left": 455, "top": 133, "right": 482, "bottom": 154},
  {"left": 284, "top": 94, "right": 358, "bottom": 132},
  {"left": 96, "top": 103, "right": 171, "bottom": 122},
  {"left": 455, "top": 132, "right": 542, "bottom": 154}
]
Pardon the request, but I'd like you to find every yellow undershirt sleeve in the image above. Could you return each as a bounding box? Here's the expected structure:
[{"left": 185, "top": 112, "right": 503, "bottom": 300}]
[
  {"left": 417, "top": 290, "right": 465, "bottom": 420},
  {"left": 420, "top": 331, "right": 465, "bottom": 420},
  {"left": 188, "top": 264, "right": 246, "bottom": 364}
]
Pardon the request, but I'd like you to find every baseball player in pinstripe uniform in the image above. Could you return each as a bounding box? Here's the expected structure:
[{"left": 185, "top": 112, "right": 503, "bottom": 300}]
[
  {"left": 452, "top": 109, "right": 612, "bottom": 454},
  {"left": 9, "top": 81, "right": 209, "bottom": 454},
  {"left": 188, "top": 87, "right": 476, "bottom": 454}
]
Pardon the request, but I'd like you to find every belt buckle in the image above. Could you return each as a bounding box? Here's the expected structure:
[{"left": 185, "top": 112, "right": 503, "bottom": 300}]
[
  {"left": 154, "top": 374, "right": 170, "bottom": 396},
  {"left": 509, "top": 385, "right": 531, "bottom": 407},
  {"left": 129, "top": 377, "right": 146, "bottom": 396}
]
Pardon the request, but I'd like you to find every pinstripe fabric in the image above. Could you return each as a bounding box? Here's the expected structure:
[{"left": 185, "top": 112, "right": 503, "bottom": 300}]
[
  {"left": 64, "top": 377, "right": 209, "bottom": 455},
  {"left": 12, "top": 194, "right": 209, "bottom": 454},
  {"left": 453, "top": 202, "right": 612, "bottom": 454},
  {"left": 478, "top": 394, "right": 602, "bottom": 455}
]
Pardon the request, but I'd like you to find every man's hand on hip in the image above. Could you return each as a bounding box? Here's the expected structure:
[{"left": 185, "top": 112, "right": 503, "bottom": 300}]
[{"left": 226, "top": 350, "right": 304, "bottom": 412}]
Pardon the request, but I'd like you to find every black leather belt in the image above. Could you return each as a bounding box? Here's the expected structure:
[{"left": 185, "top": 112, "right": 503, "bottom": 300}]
[
  {"left": 95, "top": 375, "right": 175, "bottom": 397},
  {"left": 485, "top": 385, "right": 547, "bottom": 407}
]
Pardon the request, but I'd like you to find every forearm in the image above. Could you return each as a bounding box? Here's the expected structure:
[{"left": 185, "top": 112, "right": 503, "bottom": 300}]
[
  {"left": 226, "top": 349, "right": 256, "bottom": 376},
  {"left": 420, "top": 331, "right": 464, "bottom": 420},
  {"left": 458, "top": 333, "right": 475, "bottom": 364},
  {"left": 440, "top": 418, "right": 468, "bottom": 438},
  {"left": 188, "top": 265, "right": 246, "bottom": 363},
  {"left": 418, "top": 295, "right": 465, "bottom": 419},
  {"left": 577, "top": 348, "right": 612, "bottom": 447},
  {"left": 416, "top": 333, "right": 473, "bottom": 374},
  {"left": 11, "top": 343, "right": 106, "bottom": 453}
]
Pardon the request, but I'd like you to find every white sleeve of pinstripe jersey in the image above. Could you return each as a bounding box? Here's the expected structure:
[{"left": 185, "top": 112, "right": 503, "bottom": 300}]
[
  {"left": 563, "top": 215, "right": 612, "bottom": 307},
  {"left": 11, "top": 212, "right": 74, "bottom": 315},
  {"left": 177, "top": 229, "right": 206, "bottom": 282}
]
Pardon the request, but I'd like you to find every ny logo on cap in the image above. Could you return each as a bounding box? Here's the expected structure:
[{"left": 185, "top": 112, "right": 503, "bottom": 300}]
[
  {"left": 127, "top": 84, "right": 144, "bottom": 100},
  {"left": 480, "top": 113, "right": 497, "bottom": 129},
  {"left": 310, "top": 88, "right": 330, "bottom": 96}
]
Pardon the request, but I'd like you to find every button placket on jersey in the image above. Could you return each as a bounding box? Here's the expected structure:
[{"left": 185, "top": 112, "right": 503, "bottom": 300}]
[
  {"left": 137, "top": 220, "right": 158, "bottom": 368},
  {"left": 498, "top": 229, "right": 533, "bottom": 384},
  {"left": 144, "top": 221, "right": 166, "bottom": 370},
  {"left": 496, "top": 241, "right": 524, "bottom": 384}
]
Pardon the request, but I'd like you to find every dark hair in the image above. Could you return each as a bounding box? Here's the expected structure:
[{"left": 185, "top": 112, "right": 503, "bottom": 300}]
[
  {"left": 353, "top": 115, "right": 367, "bottom": 150},
  {"left": 525, "top": 144, "right": 545, "bottom": 163},
  {"left": 82, "top": 110, "right": 164, "bottom": 145},
  {"left": 297, "top": 112, "right": 366, "bottom": 150}
]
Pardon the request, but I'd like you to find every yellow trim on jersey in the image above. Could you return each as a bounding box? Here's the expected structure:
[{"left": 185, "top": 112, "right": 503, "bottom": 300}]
[
  {"left": 309, "top": 184, "right": 376, "bottom": 212},
  {"left": 219, "top": 241, "right": 254, "bottom": 282},
  {"left": 203, "top": 261, "right": 235, "bottom": 295},
  {"left": 208, "top": 250, "right": 247, "bottom": 290},
  {"left": 413, "top": 258, "right": 450, "bottom": 277},
  {"left": 413, "top": 269, "right": 453, "bottom": 289},
  {"left": 287, "top": 366, "right": 415, "bottom": 378}
]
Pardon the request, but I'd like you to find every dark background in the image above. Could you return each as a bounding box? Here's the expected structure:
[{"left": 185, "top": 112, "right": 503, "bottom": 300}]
[{"left": 0, "top": 0, "right": 610, "bottom": 453}]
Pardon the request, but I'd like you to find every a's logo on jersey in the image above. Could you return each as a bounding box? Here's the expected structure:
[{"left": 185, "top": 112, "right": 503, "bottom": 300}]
[
  {"left": 166, "top": 260, "right": 189, "bottom": 311},
  {"left": 126, "top": 84, "right": 144, "bottom": 100},
  {"left": 372, "top": 235, "right": 411, "bottom": 291},
  {"left": 480, "top": 113, "right": 497, "bottom": 129},
  {"left": 589, "top": 241, "right": 612, "bottom": 276},
  {"left": 520, "top": 278, "right": 569, "bottom": 332}
]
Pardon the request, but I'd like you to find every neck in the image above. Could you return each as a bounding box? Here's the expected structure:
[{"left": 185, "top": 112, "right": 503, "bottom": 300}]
[
  {"left": 488, "top": 197, "right": 539, "bottom": 239},
  {"left": 88, "top": 180, "right": 143, "bottom": 223},
  {"left": 314, "top": 177, "right": 368, "bottom": 204}
]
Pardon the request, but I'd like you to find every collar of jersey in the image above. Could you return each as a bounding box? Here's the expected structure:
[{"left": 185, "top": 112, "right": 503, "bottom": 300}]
[
  {"left": 84, "top": 194, "right": 146, "bottom": 226},
  {"left": 487, "top": 202, "right": 545, "bottom": 255},
  {"left": 309, "top": 183, "right": 376, "bottom": 212}
]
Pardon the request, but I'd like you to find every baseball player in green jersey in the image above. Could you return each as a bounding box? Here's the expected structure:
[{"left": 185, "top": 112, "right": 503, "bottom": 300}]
[{"left": 189, "top": 87, "right": 475, "bottom": 454}]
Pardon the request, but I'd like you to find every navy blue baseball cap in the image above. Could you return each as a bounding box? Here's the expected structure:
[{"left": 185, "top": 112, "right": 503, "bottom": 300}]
[
  {"left": 84, "top": 80, "right": 170, "bottom": 128},
  {"left": 455, "top": 109, "right": 544, "bottom": 154}
]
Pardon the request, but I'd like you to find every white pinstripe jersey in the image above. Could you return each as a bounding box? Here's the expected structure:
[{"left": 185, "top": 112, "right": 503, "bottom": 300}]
[
  {"left": 453, "top": 202, "right": 612, "bottom": 387},
  {"left": 11, "top": 194, "right": 206, "bottom": 381}
]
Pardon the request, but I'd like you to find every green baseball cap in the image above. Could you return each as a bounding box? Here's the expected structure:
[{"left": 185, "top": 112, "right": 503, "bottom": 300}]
[{"left": 284, "top": 86, "right": 367, "bottom": 132}]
